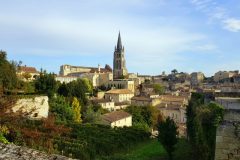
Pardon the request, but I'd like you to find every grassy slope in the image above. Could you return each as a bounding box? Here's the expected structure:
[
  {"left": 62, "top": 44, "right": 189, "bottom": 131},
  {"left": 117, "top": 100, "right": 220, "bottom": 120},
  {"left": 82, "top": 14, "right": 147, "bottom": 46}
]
[
  {"left": 100, "top": 139, "right": 167, "bottom": 160},
  {"left": 100, "top": 138, "right": 192, "bottom": 160}
]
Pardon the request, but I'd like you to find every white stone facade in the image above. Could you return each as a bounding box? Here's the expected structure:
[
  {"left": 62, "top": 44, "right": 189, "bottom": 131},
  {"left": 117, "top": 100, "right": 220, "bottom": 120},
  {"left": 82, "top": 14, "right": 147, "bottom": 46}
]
[{"left": 110, "top": 116, "right": 132, "bottom": 128}]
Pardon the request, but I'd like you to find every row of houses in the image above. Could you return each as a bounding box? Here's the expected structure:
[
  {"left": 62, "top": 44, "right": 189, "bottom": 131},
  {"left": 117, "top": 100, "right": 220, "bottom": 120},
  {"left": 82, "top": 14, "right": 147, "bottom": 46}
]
[
  {"left": 16, "top": 65, "right": 190, "bottom": 131},
  {"left": 90, "top": 88, "right": 190, "bottom": 132}
]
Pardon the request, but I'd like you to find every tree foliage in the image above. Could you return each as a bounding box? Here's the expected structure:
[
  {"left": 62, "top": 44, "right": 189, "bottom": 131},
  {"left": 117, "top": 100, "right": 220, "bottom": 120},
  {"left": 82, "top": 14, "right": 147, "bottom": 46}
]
[
  {"left": 58, "top": 78, "right": 93, "bottom": 105},
  {"left": 72, "top": 97, "right": 82, "bottom": 123},
  {"left": 35, "top": 70, "right": 57, "bottom": 97},
  {"left": 49, "top": 96, "right": 74, "bottom": 124},
  {"left": 0, "top": 125, "right": 10, "bottom": 144},
  {"left": 157, "top": 117, "right": 178, "bottom": 160},
  {"left": 125, "top": 105, "right": 161, "bottom": 130},
  {"left": 83, "top": 106, "right": 101, "bottom": 124},
  {"left": 186, "top": 93, "right": 224, "bottom": 160},
  {"left": 0, "top": 50, "right": 18, "bottom": 94}
]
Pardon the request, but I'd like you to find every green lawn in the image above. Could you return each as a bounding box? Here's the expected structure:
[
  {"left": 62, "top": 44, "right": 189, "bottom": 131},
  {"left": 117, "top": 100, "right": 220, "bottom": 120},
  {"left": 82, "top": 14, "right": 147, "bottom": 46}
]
[
  {"left": 100, "top": 139, "right": 167, "bottom": 160},
  {"left": 100, "top": 138, "right": 192, "bottom": 160}
]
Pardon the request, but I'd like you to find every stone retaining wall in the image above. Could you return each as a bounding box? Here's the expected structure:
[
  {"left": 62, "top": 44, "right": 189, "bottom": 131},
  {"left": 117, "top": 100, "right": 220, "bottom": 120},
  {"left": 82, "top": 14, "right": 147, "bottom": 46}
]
[
  {"left": 0, "top": 143, "right": 72, "bottom": 160},
  {"left": 215, "top": 111, "right": 240, "bottom": 160}
]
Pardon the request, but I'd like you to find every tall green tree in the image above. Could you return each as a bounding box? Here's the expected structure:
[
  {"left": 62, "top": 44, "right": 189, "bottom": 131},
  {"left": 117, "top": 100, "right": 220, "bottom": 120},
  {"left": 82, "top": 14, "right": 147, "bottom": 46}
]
[
  {"left": 49, "top": 95, "right": 74, "bottom": 124},
  {"left": 58, "top": 78, "right": 93, "bottom": 105},
  {"left": 72, "top": 97, "right": 82, "bottom": 123},
  {"left": 0, "top": 50, "right": 18, "bottom": 94},
  {"left": 158, "top": 117, "right": 178, "bottom": 160},
  {"left": 35, "top": 70, "right": 57, "bottom": 97}
]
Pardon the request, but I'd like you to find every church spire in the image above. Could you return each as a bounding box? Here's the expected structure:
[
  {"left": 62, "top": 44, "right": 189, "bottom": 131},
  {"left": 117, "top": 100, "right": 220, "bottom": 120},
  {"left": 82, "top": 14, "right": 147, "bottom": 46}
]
[{"left": 117, "top": 31, "right": 122, "bottom": 51}]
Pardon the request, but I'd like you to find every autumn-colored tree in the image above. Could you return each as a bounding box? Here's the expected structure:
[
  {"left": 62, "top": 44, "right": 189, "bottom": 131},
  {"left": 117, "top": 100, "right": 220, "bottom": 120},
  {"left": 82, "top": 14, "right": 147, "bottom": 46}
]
[{"left": 72, "top": 97, "right": 82, "bottom": 123}]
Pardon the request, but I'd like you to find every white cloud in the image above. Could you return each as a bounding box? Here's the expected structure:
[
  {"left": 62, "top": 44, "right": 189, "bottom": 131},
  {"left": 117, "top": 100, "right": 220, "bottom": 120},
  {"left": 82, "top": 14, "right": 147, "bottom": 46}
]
[
  {"left": 223, "top": 18, "right": 240, "bottom": 32},
  {"left": 194, "top": 44, "right": 217, "bottom": 51},
  {"left": 190, "top": 0, "right": 240, "bottom": 32}
]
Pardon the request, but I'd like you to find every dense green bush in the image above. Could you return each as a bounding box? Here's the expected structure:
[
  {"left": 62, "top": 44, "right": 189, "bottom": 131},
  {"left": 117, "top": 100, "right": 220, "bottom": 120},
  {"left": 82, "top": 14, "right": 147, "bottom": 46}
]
[{"left": 49, "top": 96, "right": 74, "bottom": 124}]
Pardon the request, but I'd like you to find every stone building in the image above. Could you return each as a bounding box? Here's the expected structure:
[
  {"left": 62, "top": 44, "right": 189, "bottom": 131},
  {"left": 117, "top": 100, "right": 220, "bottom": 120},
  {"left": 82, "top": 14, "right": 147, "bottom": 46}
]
[
  {"left": 104, "top": 89, "right": 134, "bottom": 103},
  {"left": 190, "top": 72, "right": 204, "bottom": 86},
  {"left": 91, "top": 98, "right": 115, "bottom": 111},
  {"left": 80, "top": 72, "right": 113, "bottom": 87},
  {"left": 59, "top": 64, "right": 112, "bottom": 76},
  {"left": 17, "top": 66, "right": 39, "bottom": 81},
  {"left": 113, "top": 32, "right": 128, "bottom": 79},
  {"left": 214, "top": 71, "right": 238, "bottom": 82},
  {"left": 156, "top": 103, "right": 186, "bottom": 124},
  {"left": 131, "top": 96, "right": 161, "bottom": 106},
  {"left": 107, "top": 79, "right": 135, "bottom": 93},
  {"left": 55, "top": 76, "right": 78, "bottom": 84},
  {"left": 101, "top": 110, "right": 132, "bottom": 128}
]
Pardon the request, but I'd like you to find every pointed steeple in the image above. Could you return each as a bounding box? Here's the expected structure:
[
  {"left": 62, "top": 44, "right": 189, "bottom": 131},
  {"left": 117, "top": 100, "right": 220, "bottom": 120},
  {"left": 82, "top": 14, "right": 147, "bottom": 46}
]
[{"left": 117, "top": 31, "right": 122, "bottom": 51}]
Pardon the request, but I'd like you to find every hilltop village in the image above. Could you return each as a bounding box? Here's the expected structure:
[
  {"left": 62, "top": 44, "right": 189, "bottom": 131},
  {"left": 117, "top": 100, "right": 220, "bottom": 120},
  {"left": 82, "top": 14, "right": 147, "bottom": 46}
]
[{"left": 1, "top": 33, "right": 240, "bottom": 160}]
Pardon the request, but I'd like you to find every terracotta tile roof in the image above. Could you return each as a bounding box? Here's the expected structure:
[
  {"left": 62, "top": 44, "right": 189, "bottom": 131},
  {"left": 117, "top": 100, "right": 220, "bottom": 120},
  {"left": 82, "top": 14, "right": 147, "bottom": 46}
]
[
  {"left": 102, "top": 111, "right": 131, "bottom": 123},
  {"left": 106, "top": 89, "right": 133, "bottom": 94},
  {"left": 19, "top": 66, "right": 38, "bottom": 73}
]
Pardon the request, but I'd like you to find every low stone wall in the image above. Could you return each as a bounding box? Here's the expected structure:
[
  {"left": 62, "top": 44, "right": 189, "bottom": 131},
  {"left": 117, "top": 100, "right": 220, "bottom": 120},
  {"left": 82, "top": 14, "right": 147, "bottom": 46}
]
[{"left": 0, "top": 143, "right": 72, "bottom": 160}]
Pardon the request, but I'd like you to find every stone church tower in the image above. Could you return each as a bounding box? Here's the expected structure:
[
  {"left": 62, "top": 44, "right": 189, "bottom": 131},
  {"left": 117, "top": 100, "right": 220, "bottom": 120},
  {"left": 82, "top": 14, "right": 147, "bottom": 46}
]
[{"left": 113, "top": 32, "right": 128, "bottom": 79}]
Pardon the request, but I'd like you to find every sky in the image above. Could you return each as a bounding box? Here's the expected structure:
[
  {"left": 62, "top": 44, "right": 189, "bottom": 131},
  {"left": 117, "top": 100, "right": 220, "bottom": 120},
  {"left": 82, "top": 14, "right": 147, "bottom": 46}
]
[{"left": 0, "top": 0, "right": 240, "bottom": 76}]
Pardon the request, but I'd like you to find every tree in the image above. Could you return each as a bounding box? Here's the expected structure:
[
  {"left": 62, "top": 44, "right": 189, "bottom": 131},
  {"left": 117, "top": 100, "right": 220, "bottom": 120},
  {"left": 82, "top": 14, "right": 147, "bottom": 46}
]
[
  {"left": 171, "top": 69, "right": 178, "bottom": 74},
  {"left": 59, "top": 79, "right": 93, "bottom": 105},
  {"left": 83, "top": 106, "right": 101, "bottom": 123},
  {"left": 186, "top": 93, "right": 224, "bottom": 160},
  {"left": 49, "top": 96, "right": 74, "bottom": 124},
  {"left": 158, "top": 117, "right": 178, "bottom": 160},
  {"left": 72, "top": 97, "right": 82, "bottom": 123},
  {"left": 35, "top": 71, "right": 57, "bottom": 97},
  {"left": 153, "top": 84, "right": 165, "bottom": 95},
  {"left": 125, "top": 105, "right": 161, "bottom": 129},
  {"left": 57, "top": 82, "right": 68, "bottom": 97},
  {"left": 0, "top": 50, "right": 18, "bottom": 94}
]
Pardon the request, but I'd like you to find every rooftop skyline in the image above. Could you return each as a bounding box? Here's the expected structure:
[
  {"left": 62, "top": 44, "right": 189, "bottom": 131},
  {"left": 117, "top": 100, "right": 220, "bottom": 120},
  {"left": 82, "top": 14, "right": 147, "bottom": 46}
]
[{"left": 1, "top": 0, "right": 240, "bottom": 76}]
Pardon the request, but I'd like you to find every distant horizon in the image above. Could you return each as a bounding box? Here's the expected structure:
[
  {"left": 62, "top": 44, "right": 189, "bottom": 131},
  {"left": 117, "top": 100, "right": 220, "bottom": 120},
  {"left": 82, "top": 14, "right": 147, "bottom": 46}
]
[{"left": 1, "top": 0, "right": 240, "bottom": 77}]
